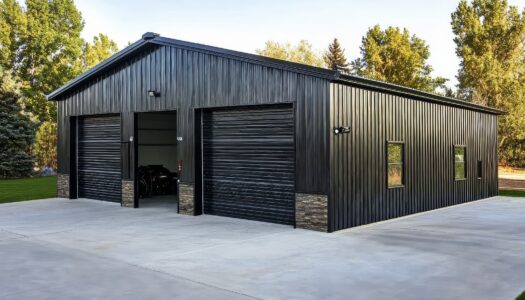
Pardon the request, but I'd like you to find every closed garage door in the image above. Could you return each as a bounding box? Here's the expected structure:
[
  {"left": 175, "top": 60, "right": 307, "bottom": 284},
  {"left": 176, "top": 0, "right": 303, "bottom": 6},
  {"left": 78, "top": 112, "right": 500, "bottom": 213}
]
[
  {"left": 78, "top": 115, "right": 121, "bottom": 202},
  {"left": 203, "top": 105, "right": 295, "bottom": 225}
]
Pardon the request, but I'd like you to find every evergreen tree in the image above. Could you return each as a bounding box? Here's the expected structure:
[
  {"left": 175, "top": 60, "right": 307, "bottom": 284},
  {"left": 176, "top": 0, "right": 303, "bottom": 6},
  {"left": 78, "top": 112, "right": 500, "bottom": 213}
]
[
  {"left": 323, "top": 38, "right": 350, "bottom": 73},
  {"left": 0, "top": 67, "right": 34, "bottom": 178},
  {"left": 451, "top": 0, "right": 525, "bottom": 167},
  {"left": 353, "top": 25, "right": 447, "bottom": 93}
]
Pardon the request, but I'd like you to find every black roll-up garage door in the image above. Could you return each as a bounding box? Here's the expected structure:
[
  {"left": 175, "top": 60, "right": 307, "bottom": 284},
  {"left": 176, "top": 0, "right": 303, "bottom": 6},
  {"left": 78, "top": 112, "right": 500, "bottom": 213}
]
[
  {"left": 203, "top": 105, "right": 295, "bottom": 225},
  {"left": 78, "top": 115, "right": 121, "bottom": 202}
]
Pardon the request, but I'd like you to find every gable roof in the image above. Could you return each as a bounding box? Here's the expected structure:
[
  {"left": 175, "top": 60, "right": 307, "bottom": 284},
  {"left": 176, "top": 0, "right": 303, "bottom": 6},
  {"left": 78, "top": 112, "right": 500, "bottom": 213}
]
[{"left": 47, "top": 32, "right": 504, "bottom": 115}]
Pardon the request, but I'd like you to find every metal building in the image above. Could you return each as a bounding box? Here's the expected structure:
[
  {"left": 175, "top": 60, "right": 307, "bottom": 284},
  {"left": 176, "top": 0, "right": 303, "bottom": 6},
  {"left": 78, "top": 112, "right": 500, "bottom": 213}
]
[{"left": 49, "top": 32, "right": 503, "bottom": 232}]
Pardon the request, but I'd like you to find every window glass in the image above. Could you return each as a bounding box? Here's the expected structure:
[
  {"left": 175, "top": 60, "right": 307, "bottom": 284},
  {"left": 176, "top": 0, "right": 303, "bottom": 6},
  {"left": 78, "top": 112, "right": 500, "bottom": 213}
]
[
  {"left": 454, "top": 146, "right": 466, "bottom": 179},
  {"left": 387, "top": 143, "right": 404, "bottom": 187}
]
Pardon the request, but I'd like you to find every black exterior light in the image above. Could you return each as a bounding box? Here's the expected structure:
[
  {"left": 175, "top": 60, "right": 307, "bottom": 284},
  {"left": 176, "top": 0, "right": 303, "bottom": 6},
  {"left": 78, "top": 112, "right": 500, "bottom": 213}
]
[
  {"left": 333, "top": 126, "right": 351, "bottom": 135},
  {"left": 148, "top": 90, "right": 160, "bottom": 97}
]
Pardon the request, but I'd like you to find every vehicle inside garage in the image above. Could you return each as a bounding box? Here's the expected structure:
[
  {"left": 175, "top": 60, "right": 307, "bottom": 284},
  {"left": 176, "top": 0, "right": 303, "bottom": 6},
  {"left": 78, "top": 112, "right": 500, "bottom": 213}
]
[{"left": 136, "top": 111, "right": 178, "bottom": 209}]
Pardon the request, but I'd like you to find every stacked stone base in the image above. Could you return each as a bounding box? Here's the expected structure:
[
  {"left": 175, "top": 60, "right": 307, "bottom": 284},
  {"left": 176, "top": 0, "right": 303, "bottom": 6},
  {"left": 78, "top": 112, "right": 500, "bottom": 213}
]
[
  {"left": 57, "top": 174, "right": 70, "bottom": 198},
  {"left": 178, "top": 183, "right": 194, "bottom": 215},
  {"left": 295, "top": 193, "right": 328, "bottom": 232},
  {"left": 122, "top": 180, "right": 135, "bottom": 208},
  {"left": 62, "top": 176, "right": 328, "bottom": 232}
]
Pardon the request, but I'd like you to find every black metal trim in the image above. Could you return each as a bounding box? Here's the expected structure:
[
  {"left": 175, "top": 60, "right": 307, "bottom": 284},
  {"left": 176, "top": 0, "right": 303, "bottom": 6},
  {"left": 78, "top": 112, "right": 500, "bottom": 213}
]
[
  {"left": 47, "top": 39, "right": 151, "bottom": 100},
  {"left": 46, "top": 32, "right": 504, "bottom": 116},
  {"left": 453, "top": 145, "right": 468, "bottom": 181},
  {"left": 335, "top": 75, "right": 504, "bottom": 115},
  {"left": 69, "top": 116, "right": 78, "bottom": 199},
  {"left": 386, "top": 141, "right": 406, "bottom": 189}
]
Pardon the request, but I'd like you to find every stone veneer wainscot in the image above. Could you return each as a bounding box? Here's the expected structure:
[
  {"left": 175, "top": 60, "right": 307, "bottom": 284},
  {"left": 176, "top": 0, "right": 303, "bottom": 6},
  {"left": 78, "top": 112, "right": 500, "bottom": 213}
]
[{"left": 295, "top": 193, "right": 328, "bottom": 232}]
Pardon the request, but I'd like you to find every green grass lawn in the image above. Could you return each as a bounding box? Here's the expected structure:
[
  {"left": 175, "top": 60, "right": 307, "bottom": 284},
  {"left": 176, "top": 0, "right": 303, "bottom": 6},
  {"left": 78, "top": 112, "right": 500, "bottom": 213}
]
[
  {"left": 0, "top": 176, "right": 57, "bottom": 204},
  {"left": 499, "top": 189, "right": 525, "bottom": 197}
]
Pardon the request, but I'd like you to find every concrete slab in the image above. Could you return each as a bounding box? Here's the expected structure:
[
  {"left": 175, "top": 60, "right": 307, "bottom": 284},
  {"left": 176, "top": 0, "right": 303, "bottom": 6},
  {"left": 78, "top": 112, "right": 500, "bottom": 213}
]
[{"left": 0, "top": 197, "right": 524, "bottom": 299}]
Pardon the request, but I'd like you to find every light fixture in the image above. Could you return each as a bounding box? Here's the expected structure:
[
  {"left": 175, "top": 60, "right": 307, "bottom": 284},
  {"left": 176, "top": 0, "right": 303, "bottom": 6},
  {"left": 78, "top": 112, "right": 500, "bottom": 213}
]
[
  {"left": 148, "top": 90, "right": 160, "bottom": 97},
  {"left": 333, "top": 126, "right": 351, "bottom": 135}
]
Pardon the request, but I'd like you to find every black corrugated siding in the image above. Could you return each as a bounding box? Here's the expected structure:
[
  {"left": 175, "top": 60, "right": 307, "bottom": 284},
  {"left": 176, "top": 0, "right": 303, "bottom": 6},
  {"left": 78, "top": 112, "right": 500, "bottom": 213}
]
[
  {"left": 329, "top": 83, "right": 499, "bottom": 231},
  {"left": 57, "top": 44, "right": 330, "bottom": 195},
  {"left": 202, "top": 105, "right": 295, "bottom": 225}
]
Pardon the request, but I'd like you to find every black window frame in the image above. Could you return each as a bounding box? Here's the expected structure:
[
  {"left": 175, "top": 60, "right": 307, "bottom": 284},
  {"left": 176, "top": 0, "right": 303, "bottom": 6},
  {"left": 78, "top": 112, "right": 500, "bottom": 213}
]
[
  {"left": 454, "top": 145, "right": 467, "bottom": 181},
  {"left": 386, "top": 141, "right": 405, "bottom": 188},
  {"left": 477, "top": 160, "right": 482, "bottom": 179}
]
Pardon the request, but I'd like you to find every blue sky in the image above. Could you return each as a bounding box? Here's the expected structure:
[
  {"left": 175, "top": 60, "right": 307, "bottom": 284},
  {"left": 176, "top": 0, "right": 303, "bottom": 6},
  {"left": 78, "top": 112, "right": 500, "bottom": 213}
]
[{"left": 76, "top": 0, "right": 524, "bottom": 89}]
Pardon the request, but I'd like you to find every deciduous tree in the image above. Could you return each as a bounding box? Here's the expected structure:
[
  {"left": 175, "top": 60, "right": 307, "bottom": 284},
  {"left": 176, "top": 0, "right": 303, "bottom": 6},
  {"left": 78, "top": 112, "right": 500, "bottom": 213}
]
[
  {"left": 83, "top": 33, "right": 119, "bottom": 70},
  {"left": 0, "top": 0, "right": 26, "bottom": 71},
  {"left": 353, "top": 25, "right": 447, "bottom": 93},
  {"left": 256, "top": 40, "right": 325, "bottom": 68},
  {"left": 17, "top": 0, "right": 85, "bottom": 123},
  {"left": 451, "top": 0, "right": 525, "bottom": 166}
]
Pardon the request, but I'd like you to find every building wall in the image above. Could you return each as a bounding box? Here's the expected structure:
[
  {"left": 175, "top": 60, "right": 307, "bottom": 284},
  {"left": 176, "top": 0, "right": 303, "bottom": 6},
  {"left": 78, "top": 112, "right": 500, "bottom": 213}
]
[
  {"left": 329, "top": 83, "right": 499, "bottom": 231},
  {"left": 57, "top": 44, "right": 330, "bottom": 195}
]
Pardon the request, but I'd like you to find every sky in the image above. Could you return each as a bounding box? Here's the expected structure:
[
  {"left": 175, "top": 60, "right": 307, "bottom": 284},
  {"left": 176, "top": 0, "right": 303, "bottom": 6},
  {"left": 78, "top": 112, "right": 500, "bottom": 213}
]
[{"left": 76, "top": 0, "right": 525, "bottom": 89}]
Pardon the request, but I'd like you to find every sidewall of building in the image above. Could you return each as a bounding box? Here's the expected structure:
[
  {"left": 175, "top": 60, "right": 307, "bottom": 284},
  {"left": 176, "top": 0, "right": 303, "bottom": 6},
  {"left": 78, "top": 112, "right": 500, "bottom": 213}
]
[{"left": 328, "top": 82, "right": 499, "bottom": 231}]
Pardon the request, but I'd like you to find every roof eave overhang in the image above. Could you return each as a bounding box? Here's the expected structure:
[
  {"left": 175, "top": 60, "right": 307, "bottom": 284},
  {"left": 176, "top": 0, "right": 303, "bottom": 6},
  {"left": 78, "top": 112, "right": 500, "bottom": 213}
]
[
  {"left": 47, "top": 32, "right": 505, "bottom": 116},
  {"left": 47, "top": 38, "right": 152, "bottom": 100},
  {"left": 333, "top": 74, "right": 505, "bottom": 115},
  {"left": 47, "top": 33, "right": 337, "bottom": 101}
]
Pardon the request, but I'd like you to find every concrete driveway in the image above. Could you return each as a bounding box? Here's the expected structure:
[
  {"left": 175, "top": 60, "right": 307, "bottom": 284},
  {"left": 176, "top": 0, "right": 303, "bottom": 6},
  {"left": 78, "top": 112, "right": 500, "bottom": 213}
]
[{"left": 0, "top": 197, "right": 524, "bottom": 300}]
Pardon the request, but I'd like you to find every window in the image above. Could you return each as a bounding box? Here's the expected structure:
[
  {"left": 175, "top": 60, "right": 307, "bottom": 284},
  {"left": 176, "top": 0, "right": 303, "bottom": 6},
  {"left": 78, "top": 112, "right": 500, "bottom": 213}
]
[
  {"left": 454, "top": 146, "right": 466, "bottom": 180},
  {"left": 477, "top": 160, "right": 482, "bottom": 179},
  {"left": 387, "top": 142, "right": 404, "bottom": 187}
]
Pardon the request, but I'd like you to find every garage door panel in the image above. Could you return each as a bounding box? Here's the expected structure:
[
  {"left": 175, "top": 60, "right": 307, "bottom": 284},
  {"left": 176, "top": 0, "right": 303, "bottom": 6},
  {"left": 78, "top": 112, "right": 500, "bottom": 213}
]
[
  {"left": 78, "top": 115, "right": 121, "bottom": 203},
  {"left": 203, "top": 105, "right": 295, "bottom": 225}
]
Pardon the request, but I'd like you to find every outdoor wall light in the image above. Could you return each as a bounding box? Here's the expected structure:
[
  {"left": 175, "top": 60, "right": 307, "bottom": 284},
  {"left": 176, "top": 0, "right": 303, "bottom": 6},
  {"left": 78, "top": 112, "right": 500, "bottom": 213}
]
[
  {"left": 333, "top": 126, "right": 351, "bottom": 135},
  {"left": 148, "top": 90, "right": 161, "bottom": 97}
]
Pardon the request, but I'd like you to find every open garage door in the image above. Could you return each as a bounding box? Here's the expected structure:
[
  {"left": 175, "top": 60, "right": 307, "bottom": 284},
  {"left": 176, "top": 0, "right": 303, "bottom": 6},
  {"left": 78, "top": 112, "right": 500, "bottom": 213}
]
[
  {"left": 202, "top": 105, "right": 295, "bottom": 225},
  {"left": 78, "top": 115, "right": 121, "bottom": 202}
]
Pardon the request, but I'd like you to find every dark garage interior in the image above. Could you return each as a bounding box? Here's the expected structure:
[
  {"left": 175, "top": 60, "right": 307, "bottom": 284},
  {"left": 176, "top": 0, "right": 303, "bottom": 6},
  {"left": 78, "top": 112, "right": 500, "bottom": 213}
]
[{"left": 136, "top": 111, "right": 178, "bottom": 209}]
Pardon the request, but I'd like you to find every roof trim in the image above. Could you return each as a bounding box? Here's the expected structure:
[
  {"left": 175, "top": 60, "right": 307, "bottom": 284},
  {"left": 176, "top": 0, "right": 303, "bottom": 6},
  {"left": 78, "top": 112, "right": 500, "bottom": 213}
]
[
  {"left": 334, "top": 75, "right": 505, "bottom": 115},
  {"left": 47, "top": 37, "right": 152, "bottom": 100},
  {"left": 47, "top": 32, "right": 504, "bottom": 115},
  {"left": 151, "top": 36, "right": 337, "bottom": 79},
  {"left": 47, "top": 32, "right": 337, "bottom": 100}
]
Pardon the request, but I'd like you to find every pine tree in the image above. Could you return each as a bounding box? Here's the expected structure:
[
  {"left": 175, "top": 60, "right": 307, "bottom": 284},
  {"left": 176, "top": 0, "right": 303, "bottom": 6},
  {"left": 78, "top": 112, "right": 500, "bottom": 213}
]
[
  {"left": 0, "top": 68, "right": 34, "bottom": 178},
  {"left": 323, "top": 38, "right": 350, "bottom": 73}
]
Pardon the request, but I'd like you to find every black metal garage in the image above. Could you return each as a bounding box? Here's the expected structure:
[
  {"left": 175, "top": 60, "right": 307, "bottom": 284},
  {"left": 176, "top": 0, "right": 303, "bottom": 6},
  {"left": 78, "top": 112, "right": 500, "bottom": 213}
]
[{"left": 49, "top": 32, "right": 503, "bottom": 232}]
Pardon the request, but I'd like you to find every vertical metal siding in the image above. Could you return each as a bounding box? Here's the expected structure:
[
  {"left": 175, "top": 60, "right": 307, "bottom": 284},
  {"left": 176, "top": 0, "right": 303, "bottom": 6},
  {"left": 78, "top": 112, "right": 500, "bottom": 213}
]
[
  {"left": 329, "top": 83, "right": 499, "bottom": 231},
  {"left": 57, "top": 45, "right": 330, "bottom": 195}
]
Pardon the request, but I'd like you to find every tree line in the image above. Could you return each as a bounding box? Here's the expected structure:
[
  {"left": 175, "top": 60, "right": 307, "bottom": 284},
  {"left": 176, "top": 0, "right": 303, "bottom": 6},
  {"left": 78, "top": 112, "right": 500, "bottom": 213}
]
[
  {"left": 0, "top": 0, "right": 118, "bottom": 178},
  {"left": 257, "top": 0, "right": 525, "bottom": 167},
  {"left": 0, "top": 0, "right": 523, "bottom": 179}
]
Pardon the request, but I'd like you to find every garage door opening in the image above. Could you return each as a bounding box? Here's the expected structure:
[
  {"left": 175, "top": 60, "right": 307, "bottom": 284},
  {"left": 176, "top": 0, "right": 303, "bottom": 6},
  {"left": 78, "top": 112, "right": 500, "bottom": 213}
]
[
  {"left": 77, "top": 115, "right": 122, "bottom": 202},
  {"left": 200, "top": 104, "right": 296, "bottom": 225},
  {"left": 136, "top": 111, "right": 178, "bottom": 209}
]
